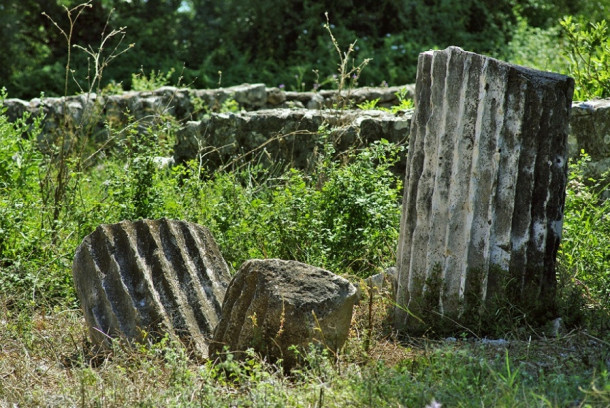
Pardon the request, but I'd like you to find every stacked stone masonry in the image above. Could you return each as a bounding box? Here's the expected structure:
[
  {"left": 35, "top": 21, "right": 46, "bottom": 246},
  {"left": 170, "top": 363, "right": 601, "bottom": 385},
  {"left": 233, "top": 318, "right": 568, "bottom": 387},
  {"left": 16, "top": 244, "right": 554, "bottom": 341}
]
[{"left": 2, "top": 83, "right": 609, "bottom": 176}]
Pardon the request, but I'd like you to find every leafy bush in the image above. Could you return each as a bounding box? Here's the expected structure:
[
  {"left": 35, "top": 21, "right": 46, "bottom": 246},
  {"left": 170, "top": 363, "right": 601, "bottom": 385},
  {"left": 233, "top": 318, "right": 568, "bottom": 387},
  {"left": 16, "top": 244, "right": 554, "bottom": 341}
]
[
  {"left": 105, "top": 118, "right": 178, "bottom": 220},
  {"left": 174, "top": 137, "right": 403, "bottom": 277},
  {"left": 0, "top": 91, "right": 79, "bottom": 303},
  {"left": 560, "top": 16, "right": 610, "bottom": 101},
  {"left": 503, "top": 15, "right": 566, "bottom": 73},
  {"left": 558, "top": 152, "right": 610, "bottom": 325},
  {"left": 0, "top": 93, "right": 44, "bottom": 265},
  {"left": 357, "top": 87, "right": 413, "bottom": 113},
  {"left": 2, "top": 0, "right": 528, "bottom": 98},
  {"left": 131, "top": 68, "right": 177, "bottom": 92}
]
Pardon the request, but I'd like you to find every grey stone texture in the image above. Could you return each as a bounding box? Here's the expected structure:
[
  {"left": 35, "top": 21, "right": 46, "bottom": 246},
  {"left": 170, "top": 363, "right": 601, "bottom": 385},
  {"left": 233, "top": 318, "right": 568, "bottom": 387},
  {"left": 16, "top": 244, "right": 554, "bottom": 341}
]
[
  {"left": 395, "top": 47, "right": 574, "bottom": 333},
  {"left": 3, "top": 83, "right": 608, "bottom": 176},
  {"left": 569, "top": 99, "right": 610, "bottom": 181},
  {"left": 2, "top": 84, "right": 413, "bottom": 173},
  {"left": 175, "top": 108, "right": 411, "bottom": 171},
  {"left": 2, "top": 83, "right": 411, "bottom": 130},
  {"left": 210, "top": 259, "right": 358, "bottom": 369},
  {"left": 72, "top": 218, "right": 231, "bottom": 358}
]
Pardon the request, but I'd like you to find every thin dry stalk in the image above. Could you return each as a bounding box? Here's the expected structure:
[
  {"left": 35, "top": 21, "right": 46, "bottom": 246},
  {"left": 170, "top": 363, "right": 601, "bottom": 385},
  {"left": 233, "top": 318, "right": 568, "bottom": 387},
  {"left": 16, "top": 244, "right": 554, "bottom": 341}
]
[{"left": 323, "top": 12, "right": 371, "bottom": 110}]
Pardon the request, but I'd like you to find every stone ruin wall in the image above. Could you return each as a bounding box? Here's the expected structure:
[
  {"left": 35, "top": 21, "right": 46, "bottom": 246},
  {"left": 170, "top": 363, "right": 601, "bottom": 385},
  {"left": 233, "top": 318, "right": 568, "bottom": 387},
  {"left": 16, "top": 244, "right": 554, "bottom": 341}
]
[{"left": 2, "top": 83, "right": 609, "bottom": 178}]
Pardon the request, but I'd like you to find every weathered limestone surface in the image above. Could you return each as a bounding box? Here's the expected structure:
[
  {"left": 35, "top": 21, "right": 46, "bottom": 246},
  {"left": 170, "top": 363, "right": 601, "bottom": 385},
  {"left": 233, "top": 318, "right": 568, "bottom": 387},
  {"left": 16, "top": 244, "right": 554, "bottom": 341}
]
[
  {"left": 72, "top": 218, "right": 231, "bottom": 358},
  {"left": 3, "top": 84, "right": 608, "bottom": 176},
  {"left": 395, "top": 47, "right": 574, "bottom": 333},
  {"left": 210, "top": 259, "right": 358, "bottom": 369},
  {"left": 2, "top": 84, "right": 413, "bottom": 172},
  {"left": 569, "top": 99, "right": 610, "bottom": 181},
  {"left": 175, "top": 108, "right": 411, "bottom": 170},
  {"left": 2, "top": 83, "right": 412, "bottom": 127}
]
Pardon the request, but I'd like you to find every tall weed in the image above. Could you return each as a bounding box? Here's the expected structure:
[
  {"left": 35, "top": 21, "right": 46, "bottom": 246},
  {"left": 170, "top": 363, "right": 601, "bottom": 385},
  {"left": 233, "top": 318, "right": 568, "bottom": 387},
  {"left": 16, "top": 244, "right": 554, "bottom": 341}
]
[{"left": 0, "top": 92, "right": 77, "bottom": 303}]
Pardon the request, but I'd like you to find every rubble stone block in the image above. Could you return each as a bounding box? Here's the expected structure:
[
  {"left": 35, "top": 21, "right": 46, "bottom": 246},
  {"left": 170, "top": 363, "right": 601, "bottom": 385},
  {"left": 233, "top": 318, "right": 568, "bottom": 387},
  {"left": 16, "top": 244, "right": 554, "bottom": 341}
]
[
  {"left": 211, "top": 259, "right": 358, "bottom": 369},
  {"left": 174, "top": 108, "right": 411, "bottom": 172}
]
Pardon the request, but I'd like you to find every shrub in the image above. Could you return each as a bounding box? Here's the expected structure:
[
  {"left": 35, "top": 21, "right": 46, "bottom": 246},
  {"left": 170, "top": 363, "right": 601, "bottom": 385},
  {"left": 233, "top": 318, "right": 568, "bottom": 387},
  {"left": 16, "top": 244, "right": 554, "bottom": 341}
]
[
  {"left": 560, "top": 16, "right": 610, "bottom": 100},
  {"left": 503, "top": 15, "right": 566, "bottom": 73},
  {"left": 0, "top": 92, "right": 44, "bottom": 265},
  {"left": 171, "top": 137, "right": 403, "bottom": 277},
  {"left": 557, "top": 152, "right": 610, "bottom": 329}
]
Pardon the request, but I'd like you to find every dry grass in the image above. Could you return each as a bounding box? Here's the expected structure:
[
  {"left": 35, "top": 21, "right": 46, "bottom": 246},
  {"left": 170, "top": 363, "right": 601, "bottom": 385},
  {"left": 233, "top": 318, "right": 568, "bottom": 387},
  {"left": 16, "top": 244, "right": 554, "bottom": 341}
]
[{"left": 1, "top": 290, "right": 609, "bottom": 407}]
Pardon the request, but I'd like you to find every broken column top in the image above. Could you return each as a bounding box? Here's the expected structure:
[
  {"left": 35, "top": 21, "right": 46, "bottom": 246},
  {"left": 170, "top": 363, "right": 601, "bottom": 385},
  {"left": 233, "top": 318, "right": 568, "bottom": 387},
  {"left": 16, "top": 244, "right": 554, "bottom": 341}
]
[{"left": 423, "top": 46, "right": 573, "bottom": 90}]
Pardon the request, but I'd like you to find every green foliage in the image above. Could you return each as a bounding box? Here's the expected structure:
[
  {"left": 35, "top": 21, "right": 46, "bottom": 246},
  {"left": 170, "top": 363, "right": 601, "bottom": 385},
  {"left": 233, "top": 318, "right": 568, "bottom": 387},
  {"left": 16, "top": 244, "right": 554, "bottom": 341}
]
[
  {"left": 0, "top": 91, "right": 44, "bottom": 264},
  {"left": 1, "top": 99, "right": 609, "bottom": 407},
  {"left": 4, "top": 303, "right": 607, "bottom": 408},
  {"left": 131, "top": 68, "right": 177, "bottom": 92},
  {"left": 558, "top": 152, "right": 610, "bottom": 328},
  {"left": 4, "top": 0, "right": 590, "bottom": 99},
  {"left": 357, "top": 98, "right": 382, "bottom": 110},
  {"left": 560, "top": 16, "right": 610, "bottom": 100},
  {"left": 196, "top": 95, "right": 242, "bottom": 115},
  {"left": 2, "top": 3, "right": 610, "bottom": 405},
  {"left": 174, "top": 137, "right": 403, "bottom": 276},
  {"left": 503, "top": 15, "right": 566, "bottom": 73},
  {"left": 0, "top": 90, "right": 83, "bottom": 304},
  {"left": 357, "top": 87, "right": 413, "bottom": 113},
  {"left": 313, "top": 139, "right": 403, "bottom": 274}
]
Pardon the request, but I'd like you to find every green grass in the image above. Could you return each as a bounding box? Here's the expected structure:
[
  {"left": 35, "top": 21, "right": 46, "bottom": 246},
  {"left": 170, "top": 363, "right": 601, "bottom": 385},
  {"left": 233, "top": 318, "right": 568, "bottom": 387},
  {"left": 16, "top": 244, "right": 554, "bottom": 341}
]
[
  {"left": 1, "top": 76, "right": 609, "bottom": 406},
  {"left": 2, "top": 4, "right": 610, "bottom": 405}
]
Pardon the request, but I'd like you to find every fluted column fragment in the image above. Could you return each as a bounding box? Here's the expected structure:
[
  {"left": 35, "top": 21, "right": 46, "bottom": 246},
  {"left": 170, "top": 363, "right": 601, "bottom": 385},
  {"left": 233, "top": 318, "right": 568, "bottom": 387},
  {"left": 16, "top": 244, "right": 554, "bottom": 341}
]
[
  {"left": 395, "top": 47, "right": 574, "bottom": 333},
  {"left": 72, "top": 218, "right": 232, "bottom": 358}
]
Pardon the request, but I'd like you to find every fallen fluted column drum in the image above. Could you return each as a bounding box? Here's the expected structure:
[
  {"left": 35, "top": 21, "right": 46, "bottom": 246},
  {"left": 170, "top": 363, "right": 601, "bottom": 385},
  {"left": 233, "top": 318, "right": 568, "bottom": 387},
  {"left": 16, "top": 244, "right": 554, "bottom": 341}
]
[
  {"left": 72, "top": 218, "right": 232, "bottom": 358},
  {"left": 394, "top": 47, "right": 574, "bottom": 333}
]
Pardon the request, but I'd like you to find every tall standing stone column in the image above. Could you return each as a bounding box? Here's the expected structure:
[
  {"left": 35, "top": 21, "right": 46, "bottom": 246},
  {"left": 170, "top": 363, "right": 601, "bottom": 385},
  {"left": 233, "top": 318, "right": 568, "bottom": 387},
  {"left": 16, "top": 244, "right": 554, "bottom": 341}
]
[{"left": 395, "top": 47, "right": 574, "bottom": 333}]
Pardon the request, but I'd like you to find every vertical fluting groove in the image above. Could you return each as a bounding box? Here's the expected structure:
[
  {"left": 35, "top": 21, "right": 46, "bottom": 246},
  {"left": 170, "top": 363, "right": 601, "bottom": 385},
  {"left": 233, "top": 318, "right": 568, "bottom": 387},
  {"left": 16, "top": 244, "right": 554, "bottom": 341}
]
[
  {"left": 77, "top": 235, "right": 118, "bottom": 340},
  {"left": 396, "top": 51, "right": 432, "bottom": 317},
  {"left": 460, "top": 54, "right": 488, "bottom": 306},
  {"left": 479, "top": 64, "right": 509, "bottom": 302},
  {"left": 197, "top": 227, "right": 229, "bottom": 311},
  {"left": 544, "top": 85, "right": 569, "bottom": 286},
  {"left": 184, "top": 223, "right": 224, "bottom": 322},
  {"left": 90, "top": 227, "right": 126, "bottom": 336},
  {"left": 412, "top": 50, "right": 447, "bottom": 308},
  {"left": 488, "top": 74, "right": 525, "bottom": 271},
  {"left": 405, "top": 51, "right": 434, "bottom": 305},
  {"left": 510, "top": 84, "right": 542, "bottom": 292},
  {"left": 180, "top": 222, "right": 225, "bottom": 315},
  {"left": 527, "top": 90, "right": 554, "bottom": 275},
  {"left": 97, "top": 225, "right": 140, "bottom": 338},
  {"left": 456, "top": 54, "right": 483, "bottom": 302},
  {"left": 150, "top": 220, "right": 203, "bottom": 341},
  {"left": 215, "top": 262, "right": 257, "bottom": 346},
  {"left": 162, "top": 220, "right": 214, "bottom": 337},
  {"left": 124, "top": 221, "right": 173, "bottom": 333},
  {"left": 73, "top": 219, "right": 230, "bottom": 358},
  {"left": 133, "top": 220, "right": 190, "bottom": 336},
  {"left": 113, "top": 222, "right": 166, "bottom": 332},
  {"left": 441, "top": 54, "right": 476, "bottom": 312},
  {"left": 425, "top": 51, "right": 454, "bottom": 314}
]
